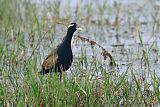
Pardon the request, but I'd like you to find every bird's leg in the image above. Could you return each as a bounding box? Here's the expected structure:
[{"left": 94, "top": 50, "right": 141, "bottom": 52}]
[
  {"left": 59, "top": 65, "right": 64, "bottom": 81},
  {"left": 59, "top": 72, "right": 62, "bottom": 81}
]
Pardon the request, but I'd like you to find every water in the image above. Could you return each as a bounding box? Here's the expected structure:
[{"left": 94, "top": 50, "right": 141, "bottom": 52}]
[{"left": 4, "top": 0, "right": 160, "bottom": 77}]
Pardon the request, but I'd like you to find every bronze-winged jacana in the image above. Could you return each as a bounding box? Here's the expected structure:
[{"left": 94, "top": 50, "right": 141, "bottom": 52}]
[{"left": 40, "top": 23, "right": 82, "bottom": 78}]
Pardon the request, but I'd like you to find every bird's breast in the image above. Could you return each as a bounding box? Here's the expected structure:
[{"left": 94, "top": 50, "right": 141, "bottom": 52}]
[{"left": 57, "top": 46, "right": 73, "bottom": 70}]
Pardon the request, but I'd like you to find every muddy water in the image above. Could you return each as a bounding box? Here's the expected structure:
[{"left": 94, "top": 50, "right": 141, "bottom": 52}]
[
  {"left": 36, "top": 0, "right": 160, "bottom": 75},
  {"left": 4, "top": 0, "right": 159, "bottom": 78}
]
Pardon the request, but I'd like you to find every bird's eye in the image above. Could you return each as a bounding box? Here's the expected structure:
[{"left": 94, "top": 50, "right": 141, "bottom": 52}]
[{"left": 68, "top": 24, "right": 75, "bottom": 28}]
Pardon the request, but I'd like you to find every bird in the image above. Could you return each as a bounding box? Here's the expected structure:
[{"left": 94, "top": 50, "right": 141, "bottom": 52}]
[{"left": 40, "top": 23, "right": 82, "bottom": 79}]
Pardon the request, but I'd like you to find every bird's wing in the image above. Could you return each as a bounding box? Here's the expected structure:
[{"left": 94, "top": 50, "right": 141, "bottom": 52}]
[{"left": 41, "top": 48, "right": 58, "bottom": 70}]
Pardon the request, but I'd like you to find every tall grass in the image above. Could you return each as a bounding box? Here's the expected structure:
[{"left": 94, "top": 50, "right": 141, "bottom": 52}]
[{"left": 0, "top": 0, "right": 160, "bottom": 106}]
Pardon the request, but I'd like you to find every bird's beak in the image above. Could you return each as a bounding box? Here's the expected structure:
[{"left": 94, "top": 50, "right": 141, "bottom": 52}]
[{"left": 76, "top": 27, "right": 82, "bottom": 31}]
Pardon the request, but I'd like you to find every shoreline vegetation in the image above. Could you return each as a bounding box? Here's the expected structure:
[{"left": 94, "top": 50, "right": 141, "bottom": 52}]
[{"left": 0, "top": 0, "right": 160, "bottom": 106}]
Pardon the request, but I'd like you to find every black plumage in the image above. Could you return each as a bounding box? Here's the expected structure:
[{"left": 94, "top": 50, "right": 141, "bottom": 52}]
[{"left": 40, "top": 23, "right": 82, "bottom": 76}]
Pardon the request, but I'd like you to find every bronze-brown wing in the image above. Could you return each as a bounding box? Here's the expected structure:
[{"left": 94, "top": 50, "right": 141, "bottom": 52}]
[{"left": 41, "top": 48, "right": 58, "bottom": 70}]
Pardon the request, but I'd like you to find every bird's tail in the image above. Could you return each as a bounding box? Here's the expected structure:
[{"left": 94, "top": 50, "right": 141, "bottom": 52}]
[{"left": 38, "top": 69, "right": 51, "bottom": 75}]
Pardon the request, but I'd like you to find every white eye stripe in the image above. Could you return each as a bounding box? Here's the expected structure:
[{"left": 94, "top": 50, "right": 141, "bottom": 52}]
[{"left": 68, "top": 24, "right": 74, "bottom": 28}]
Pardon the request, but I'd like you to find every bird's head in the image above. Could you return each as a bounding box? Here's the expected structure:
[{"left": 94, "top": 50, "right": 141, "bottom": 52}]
[{"left": 67, "top": 23, "right": 82, "bottom": 32}]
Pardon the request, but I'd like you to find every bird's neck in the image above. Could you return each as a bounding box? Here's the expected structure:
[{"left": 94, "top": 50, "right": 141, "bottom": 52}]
[{"left": 63, "top": 30, "right": 75, "bottom": 46}]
